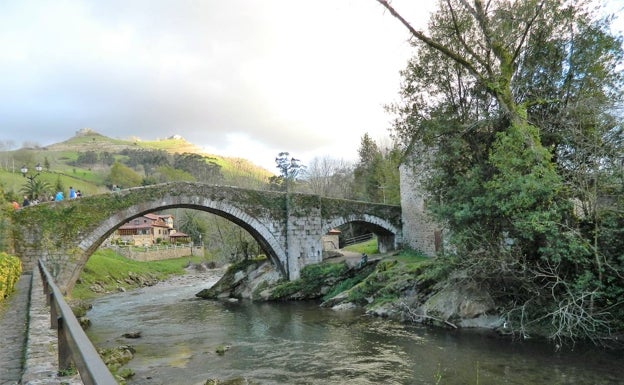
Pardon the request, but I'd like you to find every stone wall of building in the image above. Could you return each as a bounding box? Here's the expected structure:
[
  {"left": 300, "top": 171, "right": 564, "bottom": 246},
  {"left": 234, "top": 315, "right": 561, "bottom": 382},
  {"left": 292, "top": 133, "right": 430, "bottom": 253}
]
[{"left": 399, "top": 163, "right": 442, "bottom": 256}]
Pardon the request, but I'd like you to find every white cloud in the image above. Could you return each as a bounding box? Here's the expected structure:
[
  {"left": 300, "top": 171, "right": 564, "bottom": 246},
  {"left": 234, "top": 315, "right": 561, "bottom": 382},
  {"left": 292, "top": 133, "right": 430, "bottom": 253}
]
[{"left": 7, "top": 1, "right": 617, "bottom": 172}]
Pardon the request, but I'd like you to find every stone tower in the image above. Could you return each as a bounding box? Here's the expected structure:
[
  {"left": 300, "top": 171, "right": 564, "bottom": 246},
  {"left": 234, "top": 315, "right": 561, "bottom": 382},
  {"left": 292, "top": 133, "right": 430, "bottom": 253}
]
[{"left": 399, "top": 152, "right": 443, "bottom": 256}]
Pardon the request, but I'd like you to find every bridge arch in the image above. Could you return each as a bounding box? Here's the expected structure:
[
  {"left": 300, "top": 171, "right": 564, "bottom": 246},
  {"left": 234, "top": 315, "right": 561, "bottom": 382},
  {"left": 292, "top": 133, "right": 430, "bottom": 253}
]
[
  {"left": 73, "top": 196, "right": 288, "bottom": 290},
  {"left": 322, "top": 214, "right": 401, "bottom": 253}
]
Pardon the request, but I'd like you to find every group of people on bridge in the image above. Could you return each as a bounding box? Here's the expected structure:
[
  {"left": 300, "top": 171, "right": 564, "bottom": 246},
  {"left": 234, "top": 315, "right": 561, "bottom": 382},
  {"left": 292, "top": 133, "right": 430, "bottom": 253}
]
[{"left": 11, "top": 186, "right": 82, "bottom": 210}]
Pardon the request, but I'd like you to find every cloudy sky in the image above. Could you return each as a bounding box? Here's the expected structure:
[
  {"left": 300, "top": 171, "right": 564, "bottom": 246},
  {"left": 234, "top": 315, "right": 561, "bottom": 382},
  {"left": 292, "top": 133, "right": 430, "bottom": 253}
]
[{"left": 1, "top": 1, "right": 622, "bottom": 172}]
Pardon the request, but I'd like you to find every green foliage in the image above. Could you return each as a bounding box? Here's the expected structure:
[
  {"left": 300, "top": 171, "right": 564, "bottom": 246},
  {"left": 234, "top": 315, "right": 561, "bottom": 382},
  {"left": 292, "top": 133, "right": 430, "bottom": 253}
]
[
  {"left": 343, "top": 238, "right": 378, "bottom": 255},
  {"left": 270, "top": 262, "right": 349, "bottom": 300},
  {"left": 272, "top": 152, "right": 306, "bottom": 192},
  {"left": 0, "top": 252, "right": 22, "bottom": 299},
  {"left": 106, "top": 161, "right": 143, "bottom": 188},
  {"left": 386, "top": 0, "right": 624, "bottom": 345},
  {"left": 153, "top": 165, "right": 195, "bottom": 182},
  {"left": 178, "top": 210, "right": 208, "bottom": 245},
  {"left": 346, "top": 260, "right": 412, "bottom": 306},
  {"left": 173, "top": 153, "right": 222, "bottom": 184},
  {"left": 57, "top": 365, "right": 77, "bottom": 377},
  {"left": 73, "top": 150, "right": 99, "bottom": 166},
  {"left": 0, "top": 130, "right": 271, "bottom": 198},
  {"left": 20, "top": 176, "right": 52, "bottom": 201},
  {"left": 322, "top": 267, "right": 373, "bottom": 302},
  {"left": 54, "top": 175, "right": 64, "bottom": 194},
  {"left": 352, "top": 134, "right": 401, "bottom": 204}
]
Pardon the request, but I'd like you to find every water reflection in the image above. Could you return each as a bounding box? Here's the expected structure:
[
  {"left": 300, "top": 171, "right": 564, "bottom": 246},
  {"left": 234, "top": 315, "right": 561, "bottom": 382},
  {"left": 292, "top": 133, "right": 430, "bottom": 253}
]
[{"left": 86, "top": 276, "right": 623, "bottom": 385}]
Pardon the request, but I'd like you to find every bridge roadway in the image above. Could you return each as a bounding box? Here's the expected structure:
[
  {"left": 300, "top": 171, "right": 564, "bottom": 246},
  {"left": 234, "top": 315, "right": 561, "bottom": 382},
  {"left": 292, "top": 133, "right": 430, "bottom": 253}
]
[{"left": 0, "top": 271, "right": 82, "bottom": 385}]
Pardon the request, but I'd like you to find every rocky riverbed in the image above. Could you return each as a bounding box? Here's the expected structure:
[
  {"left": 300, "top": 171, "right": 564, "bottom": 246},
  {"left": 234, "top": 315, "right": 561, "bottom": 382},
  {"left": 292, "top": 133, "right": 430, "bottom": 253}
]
[{"left": 195, "top": 255, "right": 506, "bottom": 334}]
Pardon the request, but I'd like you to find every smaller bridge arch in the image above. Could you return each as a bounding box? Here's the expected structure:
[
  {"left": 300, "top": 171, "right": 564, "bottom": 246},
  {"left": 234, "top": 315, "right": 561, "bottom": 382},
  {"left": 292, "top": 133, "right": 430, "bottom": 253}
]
[{"left": 322, "top": 214, "right": 401, "bottom": 253}]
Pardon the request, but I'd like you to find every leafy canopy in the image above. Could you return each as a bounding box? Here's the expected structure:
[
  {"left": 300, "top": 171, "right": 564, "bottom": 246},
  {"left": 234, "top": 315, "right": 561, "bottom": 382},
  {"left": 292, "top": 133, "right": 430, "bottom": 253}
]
[{"left": 380, "top": 0, "right": 624, "bottom": 345}]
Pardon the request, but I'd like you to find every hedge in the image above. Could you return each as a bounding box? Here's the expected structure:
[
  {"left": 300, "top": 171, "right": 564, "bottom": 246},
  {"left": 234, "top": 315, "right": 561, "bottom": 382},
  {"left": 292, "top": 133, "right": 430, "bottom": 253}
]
[{"left": 0, "top": 252, "right": 22, "bottom": 300}]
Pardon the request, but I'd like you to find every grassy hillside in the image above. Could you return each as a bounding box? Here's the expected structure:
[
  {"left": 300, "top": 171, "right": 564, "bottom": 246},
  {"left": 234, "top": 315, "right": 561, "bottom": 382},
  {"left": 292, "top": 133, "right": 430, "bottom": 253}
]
[
  {"left": 0, "top": 129, "right": 273, "bottom": 198},
  {"left": 70, "top": 248, "right": 206, "bottom": 300}
]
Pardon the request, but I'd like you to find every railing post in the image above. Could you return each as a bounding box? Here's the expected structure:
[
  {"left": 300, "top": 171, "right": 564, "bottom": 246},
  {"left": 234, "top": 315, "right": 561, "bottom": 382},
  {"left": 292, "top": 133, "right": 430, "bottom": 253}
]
[
  {"left": 42, "top": 273, "right": 50, "bottom": 299},
  {"left": 49, "top": 293, "right": 59, "bottom": 329},
  {"left": 57, "top": 317, "right": 73, "bottom": 371}
]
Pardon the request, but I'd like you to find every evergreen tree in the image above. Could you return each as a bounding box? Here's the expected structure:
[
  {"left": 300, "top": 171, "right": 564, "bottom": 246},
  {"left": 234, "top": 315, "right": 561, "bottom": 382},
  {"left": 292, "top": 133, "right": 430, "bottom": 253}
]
[{"left": 353, "top": 134, "right": 401, "bottom": 204}]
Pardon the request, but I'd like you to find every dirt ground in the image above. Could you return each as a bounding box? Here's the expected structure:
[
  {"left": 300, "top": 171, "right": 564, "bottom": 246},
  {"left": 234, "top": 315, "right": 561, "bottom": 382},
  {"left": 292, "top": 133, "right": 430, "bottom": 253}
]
[{"left": 324, "top": 249, "right": 376, "bottom": 267}]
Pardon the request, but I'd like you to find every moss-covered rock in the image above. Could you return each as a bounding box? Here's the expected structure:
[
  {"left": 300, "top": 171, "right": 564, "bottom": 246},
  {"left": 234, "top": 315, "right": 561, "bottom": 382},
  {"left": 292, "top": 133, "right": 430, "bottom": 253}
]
[
  {"left": 196, "top": 252, "right": 501, "bottom": 333},
  {"left": 195, "top": 257, "right": 279, "bottom": 300}
]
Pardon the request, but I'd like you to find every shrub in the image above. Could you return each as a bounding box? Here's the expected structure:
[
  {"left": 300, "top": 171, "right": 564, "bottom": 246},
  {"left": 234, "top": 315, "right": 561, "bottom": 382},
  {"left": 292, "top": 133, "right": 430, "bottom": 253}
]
[{"left": 0, "top": 252, "right": 22, "bottom": 300}]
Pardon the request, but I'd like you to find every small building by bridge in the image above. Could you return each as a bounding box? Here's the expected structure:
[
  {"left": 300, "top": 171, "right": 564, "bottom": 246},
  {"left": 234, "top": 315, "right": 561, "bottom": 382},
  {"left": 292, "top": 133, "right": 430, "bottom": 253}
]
[{"left": 110, "top": 213, "right": 176, "bottom": 246}]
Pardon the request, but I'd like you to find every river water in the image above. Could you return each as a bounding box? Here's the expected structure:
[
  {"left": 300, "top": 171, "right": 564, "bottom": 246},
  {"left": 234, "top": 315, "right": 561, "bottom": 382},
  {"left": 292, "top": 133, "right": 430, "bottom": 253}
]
[{"left": 85, "top": 270, "right": 623, "bottom": 385}]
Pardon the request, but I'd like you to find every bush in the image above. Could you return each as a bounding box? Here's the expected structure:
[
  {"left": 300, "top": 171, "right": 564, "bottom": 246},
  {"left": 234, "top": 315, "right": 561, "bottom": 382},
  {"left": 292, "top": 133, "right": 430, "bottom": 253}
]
[{"left": 0, "top": 252, "right": 22, "bottom": 299}]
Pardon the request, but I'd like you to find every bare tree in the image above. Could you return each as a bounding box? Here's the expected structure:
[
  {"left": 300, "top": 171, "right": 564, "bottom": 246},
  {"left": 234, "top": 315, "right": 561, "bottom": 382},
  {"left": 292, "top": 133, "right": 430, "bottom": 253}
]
[{"left": 304, "top": 156, "right": 355, "bottom": 199}]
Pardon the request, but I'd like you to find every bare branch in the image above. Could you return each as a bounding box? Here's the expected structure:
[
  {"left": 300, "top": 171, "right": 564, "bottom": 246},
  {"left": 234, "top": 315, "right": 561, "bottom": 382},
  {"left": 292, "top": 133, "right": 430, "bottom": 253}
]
[
  {"left": 512, "top": 0, "right": 546, "bottom": 63},
  {"left": 376, "top": 0, "right": 485, "bottom": 84}
]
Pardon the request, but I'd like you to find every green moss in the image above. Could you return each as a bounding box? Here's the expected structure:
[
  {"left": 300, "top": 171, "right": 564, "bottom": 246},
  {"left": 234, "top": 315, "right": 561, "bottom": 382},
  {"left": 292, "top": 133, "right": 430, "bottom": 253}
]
[
  {"left": 344, "top": 258, "right": 430, "bottom": 308},
  {"left": 343, "top": 238, "right": 378, "bottom": 255},
  {"left": 269, "top": 262, "right": 350, "bottom": 300}
]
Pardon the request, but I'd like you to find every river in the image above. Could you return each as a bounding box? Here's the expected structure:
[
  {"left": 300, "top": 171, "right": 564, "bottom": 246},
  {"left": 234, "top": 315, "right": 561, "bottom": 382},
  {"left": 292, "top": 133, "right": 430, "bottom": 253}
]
[{"left": 85, "top": 270, "right": 623, "bottom": 385}]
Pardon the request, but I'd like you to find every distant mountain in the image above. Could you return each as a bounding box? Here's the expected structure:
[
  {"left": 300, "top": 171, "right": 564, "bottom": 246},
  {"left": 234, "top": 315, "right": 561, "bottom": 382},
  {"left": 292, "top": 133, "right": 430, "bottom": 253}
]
[
  {"left": 47, "top": 129, "right": 205, "bottom": 156},
  {"left": 43, "top": 128, "right": 272, "bottom": 175},
  {"left": 0, "top": 129, "right": 273, "bottom": 198}
]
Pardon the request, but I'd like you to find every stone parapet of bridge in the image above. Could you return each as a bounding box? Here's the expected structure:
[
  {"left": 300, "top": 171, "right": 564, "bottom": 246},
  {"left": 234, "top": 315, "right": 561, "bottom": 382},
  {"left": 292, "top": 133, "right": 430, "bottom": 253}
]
[{"left": 11, "top": 182, "right": 402, "bottom": 294}]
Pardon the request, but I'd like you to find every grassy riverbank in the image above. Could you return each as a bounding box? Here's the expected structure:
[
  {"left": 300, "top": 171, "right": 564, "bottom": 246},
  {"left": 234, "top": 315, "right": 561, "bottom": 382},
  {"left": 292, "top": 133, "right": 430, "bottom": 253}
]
[{"left": 70, "top": 248, "right": 208, "bottom": 300}]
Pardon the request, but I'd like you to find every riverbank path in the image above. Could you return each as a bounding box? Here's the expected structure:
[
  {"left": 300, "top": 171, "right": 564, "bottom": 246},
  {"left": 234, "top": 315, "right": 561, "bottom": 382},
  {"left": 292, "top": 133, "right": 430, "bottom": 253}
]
[
  {"left": 0, "top": 271, "right": 82, "bottom": 385},
  {"left": 0, "top": 273, "right": 29, "bottom": 384}
]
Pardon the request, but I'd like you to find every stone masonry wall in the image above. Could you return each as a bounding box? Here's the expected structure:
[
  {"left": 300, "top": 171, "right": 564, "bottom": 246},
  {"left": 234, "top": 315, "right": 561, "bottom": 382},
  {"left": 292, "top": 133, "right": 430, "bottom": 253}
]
[
  {"left": 108, "top": 245, "right": 202, "bottom": 262},
  {"left": 399, "top": 163, "right": 442, "bottom": 256}
]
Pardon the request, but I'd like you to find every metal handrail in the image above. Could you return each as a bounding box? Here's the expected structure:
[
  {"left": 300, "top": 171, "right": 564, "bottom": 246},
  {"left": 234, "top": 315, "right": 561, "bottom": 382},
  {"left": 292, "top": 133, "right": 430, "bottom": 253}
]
[
  {"left": 38, "top": 259, "right": 117, "bottom": 385},
  {"left": 341, "top": 233, "right": 374, "bottom": 247}
]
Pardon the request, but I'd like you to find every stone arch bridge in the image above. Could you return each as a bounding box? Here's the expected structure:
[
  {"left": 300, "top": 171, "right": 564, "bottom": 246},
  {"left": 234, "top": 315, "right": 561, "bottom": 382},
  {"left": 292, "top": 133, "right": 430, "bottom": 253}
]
[{"left": 12, "top": 182, "right": 402, "bottom": 294}]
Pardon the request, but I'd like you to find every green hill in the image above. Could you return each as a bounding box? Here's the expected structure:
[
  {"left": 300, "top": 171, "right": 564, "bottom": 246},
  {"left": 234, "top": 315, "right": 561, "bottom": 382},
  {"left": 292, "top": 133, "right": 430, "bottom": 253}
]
[{"left": 0, "top": 129, "right": 273, "bottom": 201}]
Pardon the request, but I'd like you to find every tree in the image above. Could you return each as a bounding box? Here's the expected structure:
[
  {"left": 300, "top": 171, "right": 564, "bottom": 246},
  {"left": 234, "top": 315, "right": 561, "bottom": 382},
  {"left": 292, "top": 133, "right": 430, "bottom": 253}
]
[
  {"left": 54, "top": 176, "right": 64, "bottom": 196},
  {"left": 178, "top": 210, "right": 261, "bottom": 263},
  {"left": 74, "top": 151, "right": 99, "bottom": 166},
  {"left": 121, "top": 149, "right": 170, "bottom": 176},
  {"left": 352, "top": 134, "right": 401, "bottom": 204},
  {"left": 272, "top": 152, "right": 306, "bottom": 192},
  {"left": 304, "top": 156, "right": 355, "bottom": 199},
  {"left": 153, "top": 165, "right": 196, "bottom": 183},
  {"left": 178, "top": 210, "right": 208, "bottom": 246},
  {"left": 379, "top": 0, "right": 624, "bottom": 345},
  {"left": 20, "top": 177, "right": 51, "bottom": 201},
  {"left": 173, "top": 153, "right": 222, "bottom": 184},
  {"left": 106, "top": 161, "right": 143, "bottom": 188}
]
